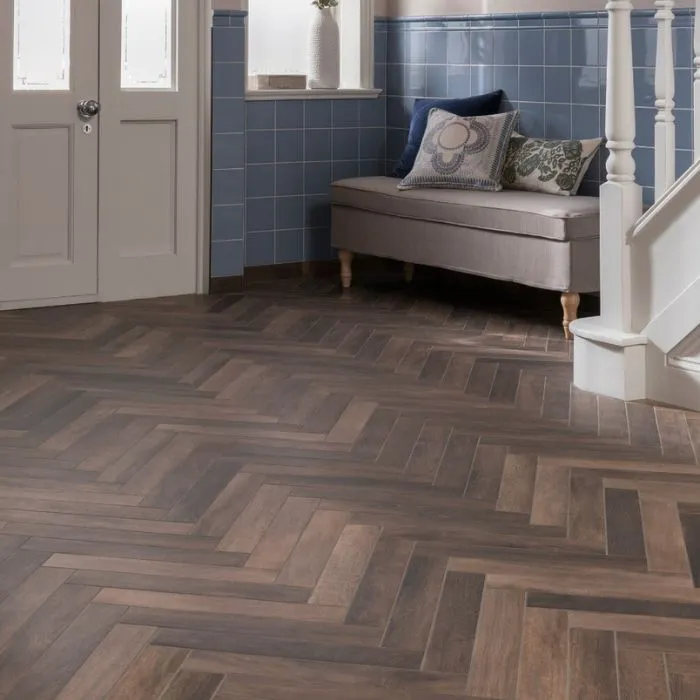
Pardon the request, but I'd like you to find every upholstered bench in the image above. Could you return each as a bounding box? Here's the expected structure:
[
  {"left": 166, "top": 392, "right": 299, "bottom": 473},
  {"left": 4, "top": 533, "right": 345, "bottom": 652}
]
[{"left": 331, "top": 176, "right": 600, "bottom": 338}]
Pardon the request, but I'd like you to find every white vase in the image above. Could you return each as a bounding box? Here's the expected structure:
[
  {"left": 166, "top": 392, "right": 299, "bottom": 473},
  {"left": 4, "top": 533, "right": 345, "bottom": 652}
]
[{"left": 307, "top": 8, "right": 340, "bottom": 90}]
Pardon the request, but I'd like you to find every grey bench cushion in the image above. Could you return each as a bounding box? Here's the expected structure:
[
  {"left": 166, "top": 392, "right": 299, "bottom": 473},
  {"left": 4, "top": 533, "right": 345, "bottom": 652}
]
[{"left": 331, "top": 176, "right": 600, "bottom": 243}]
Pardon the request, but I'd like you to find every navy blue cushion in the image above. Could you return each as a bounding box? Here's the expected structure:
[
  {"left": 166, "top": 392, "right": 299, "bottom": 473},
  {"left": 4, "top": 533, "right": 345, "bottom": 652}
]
[{"left": 391, "top": 90, "right": 505, "bottom": 178}]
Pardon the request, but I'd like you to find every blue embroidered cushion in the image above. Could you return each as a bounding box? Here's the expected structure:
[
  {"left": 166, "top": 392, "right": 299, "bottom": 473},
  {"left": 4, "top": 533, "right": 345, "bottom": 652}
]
[{"left": 391, "top": 90, "right": 504, "bottom": 179}]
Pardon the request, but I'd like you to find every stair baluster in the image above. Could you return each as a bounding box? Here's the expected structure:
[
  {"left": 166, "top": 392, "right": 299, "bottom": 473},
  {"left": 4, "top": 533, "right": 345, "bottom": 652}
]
[
  {"left": 601, "top": 0, "right": 643, "bottom": 333},
  {"left": 655, "top": 0, "right": 676, "bottom": 198}
]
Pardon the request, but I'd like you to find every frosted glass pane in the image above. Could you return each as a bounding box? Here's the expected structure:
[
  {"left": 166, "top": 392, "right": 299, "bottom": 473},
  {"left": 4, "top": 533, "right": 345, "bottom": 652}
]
[
  {"left": 248, "top": 0, "right": 311, "bottom": 77},
  {"left": 121, "top": 0, "right": 175, "bottom": 90},
  {"left": 13, "top": 0, "right": 71, "bottom": 91}
]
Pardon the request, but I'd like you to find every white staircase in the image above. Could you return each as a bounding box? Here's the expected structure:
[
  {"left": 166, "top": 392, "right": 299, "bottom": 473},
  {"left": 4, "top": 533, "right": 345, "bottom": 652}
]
[{"left": 571, "top": 0, "right": 700, "bottom": 413}]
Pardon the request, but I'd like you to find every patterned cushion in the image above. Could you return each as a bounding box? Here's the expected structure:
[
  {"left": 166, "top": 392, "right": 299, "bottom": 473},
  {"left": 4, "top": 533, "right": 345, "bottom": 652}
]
[
  {"left": 501, "top": 134, "right": 602, "bottom": 196},
  {"left": 391, "top": 90, "right": 504, "bottom": 179},
  {"left": 398, "top": 109, "right": 519, "bottom": 192}
]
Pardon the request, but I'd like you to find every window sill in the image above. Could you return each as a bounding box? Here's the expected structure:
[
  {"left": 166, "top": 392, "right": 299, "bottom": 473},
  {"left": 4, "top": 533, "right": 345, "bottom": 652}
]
[{"left": 245, "top": 88, "right": 382, "bottom": 101}]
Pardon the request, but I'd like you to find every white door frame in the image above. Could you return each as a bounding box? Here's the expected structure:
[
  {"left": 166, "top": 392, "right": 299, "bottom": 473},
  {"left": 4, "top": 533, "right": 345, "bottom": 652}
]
[{"left": 197, "top": 0, "right": 213, "bottom": 293}]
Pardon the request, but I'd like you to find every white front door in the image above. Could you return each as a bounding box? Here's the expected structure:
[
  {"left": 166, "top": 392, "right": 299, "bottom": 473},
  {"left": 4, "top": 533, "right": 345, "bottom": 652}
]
[
  {"left": 0, "top": 0, "right": 200, "bottom": 309},
  {"left": 98, "top": 0, "right": 199, "bottom": 301},
  {"left": 0, "top": 0, "right": 99, "bottom": 305}
]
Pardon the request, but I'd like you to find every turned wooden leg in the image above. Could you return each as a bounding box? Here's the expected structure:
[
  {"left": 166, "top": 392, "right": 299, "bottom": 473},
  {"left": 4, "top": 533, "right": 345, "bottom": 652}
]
[
  {"left": 404, "top": 262, "right": 415, "bottom": 284},
  {"left": 339, "top": 250, "right": 353, "bottom": 289},
  {"left": 561, "top": 292, "right": 580, "bottom": 340}
]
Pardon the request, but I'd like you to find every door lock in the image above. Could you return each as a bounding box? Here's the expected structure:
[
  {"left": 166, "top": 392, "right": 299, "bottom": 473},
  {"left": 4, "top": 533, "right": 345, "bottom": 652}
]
[{"left": 77, "top": 99, "right": 101, "bottom": 119}]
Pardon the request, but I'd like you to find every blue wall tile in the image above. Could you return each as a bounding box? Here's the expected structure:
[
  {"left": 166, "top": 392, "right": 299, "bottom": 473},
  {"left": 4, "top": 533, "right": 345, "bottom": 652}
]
[
  {"left": 211, "top": 240, "right": 245, "bottom": 278},
  {"left": 213, "top": 133, "right": 245, "bottom": 170},
  {"left": 246, "top": 130, "right": 275, "bottom": 164},
  {"left": 246, "top": 164, "right": 275, "bottom": 198},
  {"left": 305, "top": 101, "right": 333, "bottom": 129},
  {"left": 275, "top": 130, "right": 304, "bottom": 163},
  {"left": 276, "top": 196, "right": 305, "bottom": 230},
  {"left": 246, "top": 101, "right": 275, "bottom": 130},
  {"left": 212, "top": 205, "right": 245, "bottom": 242},
  {"left": 246, "top": 231, "right": 275, "bottom": 267},
  {"left": 276, "top": 101, "right": 304, "bottom": 129},
  {"left": 276, "top": 229, "right": 304, "bottom": 264},
  {"left": 305, "top": 128, "right": 332, "bottom": 161},
  {"left": 276, "top": 163, "right": 304, "bottom": 197}
]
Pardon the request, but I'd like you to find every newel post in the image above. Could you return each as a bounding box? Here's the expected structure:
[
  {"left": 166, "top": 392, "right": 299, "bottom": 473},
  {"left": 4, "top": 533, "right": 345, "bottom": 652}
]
[
  {"left": 694, "top": 0, "right": 700, "bottom": 159},
  {"left": 601, "top": 0, "right": 643, "bottom": 333},
  {"left": 655, "top": 0, "right": 676, "bottom": 198}
]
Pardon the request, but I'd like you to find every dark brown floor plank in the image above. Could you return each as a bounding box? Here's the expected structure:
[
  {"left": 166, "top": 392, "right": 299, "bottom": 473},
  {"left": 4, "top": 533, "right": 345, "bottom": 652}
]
[
  {"left": 381, "top": 554, "right": 446, "bottom": 651},
  {"left": 422, "top": 571, "right": 484, "bottom": 673},
  {"left": 605, "top": 487, "right": 647, "bottom": 559}
]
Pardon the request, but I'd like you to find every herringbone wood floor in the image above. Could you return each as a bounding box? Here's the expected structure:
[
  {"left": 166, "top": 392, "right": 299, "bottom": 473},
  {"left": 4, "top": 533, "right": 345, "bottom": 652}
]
[{"left": 1, "top": 274, "right": 700, "bottom": 699}]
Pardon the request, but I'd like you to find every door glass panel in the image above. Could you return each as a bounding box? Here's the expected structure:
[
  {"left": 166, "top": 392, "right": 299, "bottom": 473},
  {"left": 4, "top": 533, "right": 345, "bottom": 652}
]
[
  {"left": 121, "top": 0, "right": 175, "bottom": 90},
  {"left": 13, "top": 0, "right": 71, "bottom": 91}
]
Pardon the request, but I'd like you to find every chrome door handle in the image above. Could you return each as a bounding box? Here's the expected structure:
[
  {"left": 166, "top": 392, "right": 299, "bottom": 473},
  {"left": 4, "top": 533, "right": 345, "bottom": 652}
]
[{"left": 77, "top": 99, "right": 101, "bottom": 119}]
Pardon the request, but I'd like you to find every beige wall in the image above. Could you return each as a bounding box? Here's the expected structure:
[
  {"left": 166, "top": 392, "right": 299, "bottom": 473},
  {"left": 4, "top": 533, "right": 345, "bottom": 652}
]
[{"left": 214, "top": 0, "right": 694, "bottom": 16}]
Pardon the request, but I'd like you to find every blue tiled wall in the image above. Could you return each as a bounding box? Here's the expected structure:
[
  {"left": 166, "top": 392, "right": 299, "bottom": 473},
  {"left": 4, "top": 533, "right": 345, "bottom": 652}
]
[
  {"left": 383, "top": 10, "right": 695, "bottom": 202},
  {"left": 244, "top": 94, "right": 386, "bottom": 268},
  {"left": 211, "top": 11, "right": 246, "bottom": 278},
  {"left": 211, "top": 12, "right": 387, "bottom": 277}
]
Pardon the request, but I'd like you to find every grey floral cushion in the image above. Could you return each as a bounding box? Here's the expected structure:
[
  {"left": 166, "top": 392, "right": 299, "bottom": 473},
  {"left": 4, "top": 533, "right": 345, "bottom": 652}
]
[
  {"left": 501, "top": 134, "right": 602, "bottom": 196},
  {"left": 398, "top": 109, "right": 519, "bottom": 192}
]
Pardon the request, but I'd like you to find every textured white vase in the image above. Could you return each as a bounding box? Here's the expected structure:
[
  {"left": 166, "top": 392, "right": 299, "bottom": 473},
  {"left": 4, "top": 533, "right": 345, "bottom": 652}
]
[{"left": 307, "top": 8, "right": 340, "bottom": 90}]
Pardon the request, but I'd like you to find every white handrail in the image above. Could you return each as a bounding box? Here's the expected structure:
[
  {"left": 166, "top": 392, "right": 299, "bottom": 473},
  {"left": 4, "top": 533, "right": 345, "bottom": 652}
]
[{"left": 654, "top": 0, "right": 676, "bottom": 199}]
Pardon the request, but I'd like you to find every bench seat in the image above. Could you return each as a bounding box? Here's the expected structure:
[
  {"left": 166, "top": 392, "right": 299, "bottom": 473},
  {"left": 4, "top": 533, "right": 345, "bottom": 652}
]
[{"left": 331, "top": 176, "right": 601, "bottom": 337}]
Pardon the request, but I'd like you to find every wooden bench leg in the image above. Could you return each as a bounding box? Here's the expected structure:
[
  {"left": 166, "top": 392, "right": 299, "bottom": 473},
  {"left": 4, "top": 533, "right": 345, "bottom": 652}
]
[
  {"left": 561, "top": 292, "right": 580, "bottom": 340},
  {"left": 339, "top": 250, "right": 353, "bottom": 289},
  {"left": 404, "top": 262, "right": 415, "bottom": 284}
]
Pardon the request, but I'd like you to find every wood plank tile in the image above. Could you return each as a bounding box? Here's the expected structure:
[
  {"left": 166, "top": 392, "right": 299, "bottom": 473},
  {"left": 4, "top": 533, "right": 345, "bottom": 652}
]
[
  {"left": 308, "top": 524, "right": 381, "bottom": 607},
  {"left": 0, "top": 567, "right": 73, "bottom": 651},
  {"left": 216, "top": 484, "right": 291, "bottom": 553},
  {"left": 105, "top": 646, "right": 189, "bottom": 700},
  {"left": 403, "top": 422, "right": 452, "bottom": 480},
  {"left": 466, "top": 586, "right": 525, "bottom": 699},
  {"left": 627, "top": 403, "right": 662, "bottom": 450},
  {"left": 641, "top": 495, "right": 691, "bottom": 575},
  {"left": 515, "top": 371, "right": 545, "bottom": 414},
  {"left": 422, "top": 571, "right": 484, "bottom": 673},
  {"left": 0, "top": 584, "right": 98, "bottom": 697},
  {"left": 275, "top": 510, "right": 349, "bottom": 588},
  {"left": 94, "top": 589, "right": 346, "bottom": 622},
  {"left": 656, "top": 408, "right": 695, "bottom": 462},
  {"left": 194, "top": 472, "right": 265, "bottom": 538},
  {"left": 345, "top": 537, "right": 414, "bottom": 627},
  {"left": 605, "top": 487, "right": 647, "bottom": 559},
  {"left": 432, "top": 431, "right": 478, "bottom": 492},
  {"left": 382, "top": 554, "right": 446, "bottom": 651},
  {"left": 54, "top": 624, "right": 155, "bottom": 700},
  {"left": 159, "top": 670, "right": 223, "bottom": 700},
  {"left": 617, "top": 649, "right": 670, "bottom": 700},
  {"left": 569, "top": 628, "right": 618, "bottom": 700},
  {"left": 516, "top": 608, "right": 568, "bottom": 700},
  {"left": 569, "top": 471, "right": 606, "bottom": 550},
  {"left": 246, "top": 497, "right": 318, "bottom": 570},
  {"left": 5, "top": 603, "right": 126, "bottom": 700},
  {"left": 464, "top": 443, "right": 508, "bottom": 505},
  {"left": 496, "top": 453, "right": 537, "bottom": 514},
  {"left": 326, "top": 400, "right": 378, "bottom": 445}
]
